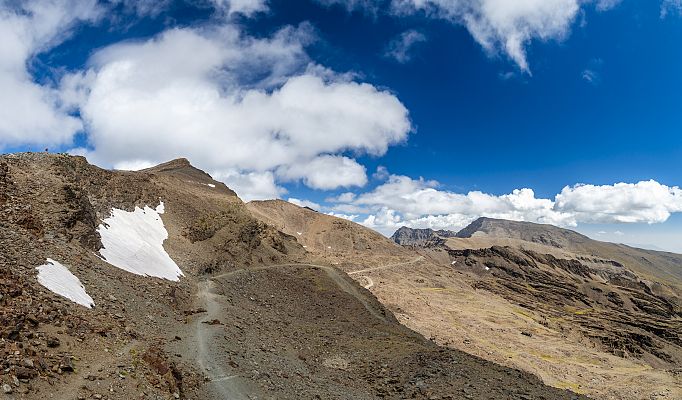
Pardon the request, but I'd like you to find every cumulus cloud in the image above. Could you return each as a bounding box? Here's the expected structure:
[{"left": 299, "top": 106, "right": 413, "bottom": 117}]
[
  {"left": 211, "top": 0, "right": 269, "bottom": 16},
  {"left": 329, "top": 173, "right": 682, "bottom": 235},
  {"left": 61, "top": 23, "right": 410, "bottom": 193},
  {"left": 278, "top": 155, "right": 368, "bottom": 190},
  {"left": 109, "top": 0, "right": 267, "bottom": 20},
  {"left": 0, "top": 0, "right": 102, "bottom": 149},
  {"left": 330, "top": 173, "right": 572, "bottom": 234},
  {"left": 212, "top": 170, "right": 285, "bottom": 201},
  {"left": 326, "top": 192, "right": 357, "bottom": 203},
  {"left": 554, "top": 180, "right": 682, "bottom": 224},
  {"left": 319, "top": 0, "right": 621, "bottom": 72},
  {"left": 384, "top": 29, "right": 427, "bottom": 63},
  {"left": 327, "top": 212, "right": 360, "bottom": 221},
  {"left": 1, "top": 2, "right": 410, "bottom": 196},
  {"left": 288, "top": 198, "right": 322, "bottom": 210},
  {"left": 393, "top": 0, "right": 583, "bottom": 72}
]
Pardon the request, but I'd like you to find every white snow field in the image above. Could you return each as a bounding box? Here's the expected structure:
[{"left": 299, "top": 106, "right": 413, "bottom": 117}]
[
  {"left": 36, "top": 259, "right": 94, "bottom": 308},
  {"left": 98, "top": 202, "right": 184, "bottom": 281}
]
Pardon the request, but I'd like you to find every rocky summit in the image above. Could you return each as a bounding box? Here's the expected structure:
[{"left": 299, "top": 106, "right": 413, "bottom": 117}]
[{"left": 0, "top": 153, "right": 590, "bottom": 400}]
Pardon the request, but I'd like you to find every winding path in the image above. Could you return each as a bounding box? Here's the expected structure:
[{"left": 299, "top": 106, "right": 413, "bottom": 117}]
[
  {"left": 347, "top": 256, "right": 424, "bottom": 275},
  {"left": 192, "top": 280, "right": 253, "bottom": 399},
  {"left": 346, "top": 256, "right": 423, "bottom": 290},
  {"left": 189, "top": 262, "right": 391, "bottom": 398}
]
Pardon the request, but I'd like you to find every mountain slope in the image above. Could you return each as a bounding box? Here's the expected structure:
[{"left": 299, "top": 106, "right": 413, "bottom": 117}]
[
  {"left": 0, "top": 153, "right": 585, "bottom": 400},
  {"left": 452, "top": 217, "right": 682, "bottom": 287},
  {"left": 247, "top": 199, "right": 414, "bottom": 267},
  {"left": 248, "top": 201, "right": 682, "bottom": 399},
  {"left": 391, "top": 220, "right": 682, "bottom": 399}
]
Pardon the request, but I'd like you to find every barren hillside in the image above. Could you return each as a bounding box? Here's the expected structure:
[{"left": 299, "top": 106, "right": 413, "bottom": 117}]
[
  {"left": 247, "top": 196, "right": 681, "bottom": 399},
  {"left": 0, "top": 153, "right": 584, "bottom": 400}
]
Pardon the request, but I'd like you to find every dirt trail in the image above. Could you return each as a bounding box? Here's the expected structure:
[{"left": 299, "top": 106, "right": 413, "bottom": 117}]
[
  {"left": 346, "top": 256, "right": 423, "bottom": 291},
  {"left": 215, "top": 264, "right": 389, "bottom": 323},
  {"left": 190, "top": 280, "right": 254, "bottom": 399},
  {"left": 185, "top": 263, "right": 389, "bottom": 399}
]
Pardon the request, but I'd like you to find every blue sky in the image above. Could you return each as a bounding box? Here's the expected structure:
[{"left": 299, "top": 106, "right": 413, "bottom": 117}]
[{"left": 2, "top": 0, "right": 682, "bottom": 251}]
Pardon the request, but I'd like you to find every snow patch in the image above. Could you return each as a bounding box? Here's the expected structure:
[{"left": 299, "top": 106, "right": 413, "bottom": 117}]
[
  {"left": 207, "top": 183, "right": 216, "bottom": 188},
  {"left": 98, "top": 202, "right": 184, "bottom": 281},
  {"left": 296, "top": 232, "right": 302, "bottom": 235},
  {"left": 485, "top": 266, "right": 490, "bottom": 271},
  {"left": 36, "top": 259, "right": 94, "bottom": 308}
]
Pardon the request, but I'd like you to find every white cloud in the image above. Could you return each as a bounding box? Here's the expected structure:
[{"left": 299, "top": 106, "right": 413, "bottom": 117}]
[
  {"left": 326, "top": 192, "right": 357, "bottom": 203},
  {"left": 278, "top": 155, "right": 368, "bottom": 190},
  {"left": 212, "top": 169, "right": 285, "bottom": 201},
  {"left": 393, "top": 0, "right": 583, "bottom": 72},
  {"left": 554, "top": 180, "right": 682, "bottom": 224},
  {"left": 0, "top": 0, "right": 102, "bottom": 149},
  {"left": 340, "top": 173, "right": 573, "bottom": 234},
  {"left": 211, "top": 0, "right": 269, "bottom": 16},
  {"left": 61, "top": 23, "right": 410, "bottom": 195},
  {"left": 582, "top": 69, "right": 599, "bottom": 84},
  {"left": 330, "top": 174, "right": 682, "bottom": 236},
  {"left": 327, "top": 212, "right": 360, "bottom": 221},
  {"left": 372, "top": 165, "right": 390, "bottom": 180},
  {"left": 384, "top": 29, "right": 427, "bottom": 63},
  {"left": 288, "top": 197, "right": 322, "bottom": 210},
  {"left": 595, "top": 0, "right": 622, "bottom": 11},
  {"left": 361, "top": 207, "right": 403, "bottom": 231},
  {"left": 661, "top": 0, "right": 682, "bottom": 17},
  {"left": 110, "top": 0, "right": 171, "bottom": 17},
  {"left": 113, "top": 159, "right": 156, "bottom": 171},
  {"left": 320, "top": 1, "right": 621, "bottom": 72}
]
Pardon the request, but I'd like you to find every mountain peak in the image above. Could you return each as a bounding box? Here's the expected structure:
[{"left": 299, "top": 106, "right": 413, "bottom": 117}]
[
  {"left": 456, "top": 217, "right": 590, "bottom": 248},
  {"left": 143, "top": 158, "right": 192, "bottom": 172}
]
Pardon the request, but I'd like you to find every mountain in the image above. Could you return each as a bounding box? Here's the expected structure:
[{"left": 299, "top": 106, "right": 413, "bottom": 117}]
[
  {"left": 451, "top": 217, "right": 682, "bottom": 288},
  {"left": 390, "top": 226, "right": 457, "bottom": 247},
  {"left": 0, "top": 153, "right": 586, "bottom": 400},
  {"left": 391, "top": 219, "right": 682, "bottom": 399},
  {"left": 247, "top": 199, "right": 414, "bottom": 267}
]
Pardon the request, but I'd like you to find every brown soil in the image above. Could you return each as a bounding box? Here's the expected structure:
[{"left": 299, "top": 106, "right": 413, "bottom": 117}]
[
  {"left": 248, "top": 203, "right": 682, "bottom": 399},
  {"left": 0, "top": 153, "right": 589, "bottom": 400}
]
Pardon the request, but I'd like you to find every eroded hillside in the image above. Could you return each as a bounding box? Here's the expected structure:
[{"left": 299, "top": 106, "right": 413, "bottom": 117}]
[
  {"left": 391, "top": 221, "right": 682, "bottom": 399},
  {"left": 247, "top": 198, "right": 681, "bottom": 399},
  {"left": 0, "top": 153, "right": 585, "bottom": 400}
]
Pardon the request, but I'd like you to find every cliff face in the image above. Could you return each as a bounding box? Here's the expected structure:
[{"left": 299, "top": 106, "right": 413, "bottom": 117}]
[{"left": 390, "top": 226, "right": 457, "bottom": 247}]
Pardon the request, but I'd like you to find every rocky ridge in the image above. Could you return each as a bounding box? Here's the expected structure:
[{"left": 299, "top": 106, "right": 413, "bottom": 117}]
[{"left": 390, "top": 226, "right": 456, "bottom": 247}]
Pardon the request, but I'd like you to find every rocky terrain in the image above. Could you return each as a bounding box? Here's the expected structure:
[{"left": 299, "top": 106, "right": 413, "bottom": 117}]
[
  {"left": 254, "top": 200, "right": 681, "bottom": 399},
  {"left": 387, "top": 222, "right": 682, "bottom": 399},
  {"left": 451, "top": 218, "right": 682, "bottom": 290},
  {"left": 0, "top": 153, "right": 587, "bottom": 399},
  {"left": 248, "top": 199, "right": 415, "bottom": 268},
  {"left": 390, "top": 227, "right": 456, "bottom": 247}
]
